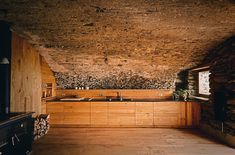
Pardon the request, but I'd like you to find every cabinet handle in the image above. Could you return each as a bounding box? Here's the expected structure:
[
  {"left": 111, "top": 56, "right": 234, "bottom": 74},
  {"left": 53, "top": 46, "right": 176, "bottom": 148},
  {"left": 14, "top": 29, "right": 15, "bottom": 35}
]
[
  {"left": 15, "top": 134, "right": 20, "bottom": 142},
  {"left": 11, "top": 137, "right": 15, "bottom": 146}
]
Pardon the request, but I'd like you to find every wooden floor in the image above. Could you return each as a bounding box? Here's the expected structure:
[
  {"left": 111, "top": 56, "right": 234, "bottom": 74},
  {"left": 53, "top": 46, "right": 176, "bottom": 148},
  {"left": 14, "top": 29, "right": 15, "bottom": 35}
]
[{"left": 32, "top": 128, "right": 235, "bottom": 155}]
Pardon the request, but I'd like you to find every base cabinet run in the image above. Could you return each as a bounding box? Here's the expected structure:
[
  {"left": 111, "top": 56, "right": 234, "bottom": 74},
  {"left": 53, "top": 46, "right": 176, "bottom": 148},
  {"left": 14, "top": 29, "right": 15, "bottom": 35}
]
[{"left": 46, "top": 101, "right": 200, "bottom": 128}]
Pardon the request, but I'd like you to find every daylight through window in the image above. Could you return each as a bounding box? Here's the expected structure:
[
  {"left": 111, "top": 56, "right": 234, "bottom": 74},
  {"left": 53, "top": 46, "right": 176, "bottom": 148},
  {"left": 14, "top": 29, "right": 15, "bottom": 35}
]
[{"left": 198, "top": 70, "right": 211, "bottom": 95}]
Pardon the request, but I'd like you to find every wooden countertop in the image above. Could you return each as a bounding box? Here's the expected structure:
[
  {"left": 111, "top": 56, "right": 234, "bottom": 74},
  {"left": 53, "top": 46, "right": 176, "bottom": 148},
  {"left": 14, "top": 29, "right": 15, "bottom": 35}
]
[{"left": 47, "top": 98, "right": 197, "bottom": 103}]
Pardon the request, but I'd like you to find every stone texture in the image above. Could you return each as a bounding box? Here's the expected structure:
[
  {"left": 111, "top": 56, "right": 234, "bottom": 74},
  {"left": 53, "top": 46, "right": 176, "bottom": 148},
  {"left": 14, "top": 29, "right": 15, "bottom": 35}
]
[
  {"left": 0, "top": 0, "right": 235, "bottom": 88},
  {"left": 55, "top": 71, "right": 176, "bottom": 89}
]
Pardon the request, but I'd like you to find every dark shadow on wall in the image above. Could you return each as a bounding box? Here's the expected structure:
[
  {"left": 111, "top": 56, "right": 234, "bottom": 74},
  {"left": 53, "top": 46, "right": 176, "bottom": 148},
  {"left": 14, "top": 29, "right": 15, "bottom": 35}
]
[
  {"left": 214, "top": 86, "right": 228, "bottom": 122},
  {"left": 202, "top": 35, "right": 235, "bottom": 64},
  {"left": 175, "top": 69, "right": 189, "bottom": 91},
  {"left": 186, "top": 35, "right": 235, "bottom": 139}
]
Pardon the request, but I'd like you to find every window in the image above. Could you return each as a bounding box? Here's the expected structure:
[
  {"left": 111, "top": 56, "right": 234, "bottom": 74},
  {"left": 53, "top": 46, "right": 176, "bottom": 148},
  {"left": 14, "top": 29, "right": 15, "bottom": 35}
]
[{"left": 198, "top": 70, "right": 211, "bottom": 95}]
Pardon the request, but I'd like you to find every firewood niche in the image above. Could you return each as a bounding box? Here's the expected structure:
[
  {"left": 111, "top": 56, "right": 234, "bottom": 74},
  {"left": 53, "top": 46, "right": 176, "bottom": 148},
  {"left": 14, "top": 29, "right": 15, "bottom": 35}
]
[{"left": 34, "top": 114, "right": 50, "bottom": 140}]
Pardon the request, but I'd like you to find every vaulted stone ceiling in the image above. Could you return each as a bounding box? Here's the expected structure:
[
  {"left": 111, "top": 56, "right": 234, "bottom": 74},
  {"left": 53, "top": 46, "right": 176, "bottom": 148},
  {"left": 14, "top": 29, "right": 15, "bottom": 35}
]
[{"left": 0, "top": 0, "right": 235, "bottom": 88}]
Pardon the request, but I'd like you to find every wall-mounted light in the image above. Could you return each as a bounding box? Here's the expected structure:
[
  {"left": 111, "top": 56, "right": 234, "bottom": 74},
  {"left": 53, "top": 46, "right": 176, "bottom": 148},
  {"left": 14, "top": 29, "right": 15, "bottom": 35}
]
[{"left": 0, "top": 57, "right": 10, "bottom": 64}]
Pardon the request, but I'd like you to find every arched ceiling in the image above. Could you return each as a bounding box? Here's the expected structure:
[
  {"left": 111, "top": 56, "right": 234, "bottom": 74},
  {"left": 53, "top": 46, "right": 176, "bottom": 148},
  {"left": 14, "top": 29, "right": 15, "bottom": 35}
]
[{"left": 0, "top": 0, "right": 235, "bottom": 88}]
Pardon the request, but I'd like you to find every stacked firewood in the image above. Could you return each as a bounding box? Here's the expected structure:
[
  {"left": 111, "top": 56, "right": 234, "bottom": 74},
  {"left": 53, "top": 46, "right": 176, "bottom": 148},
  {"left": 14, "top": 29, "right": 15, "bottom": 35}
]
[{"left": 34, "top": 114, "right": 50, "bottom": 140}]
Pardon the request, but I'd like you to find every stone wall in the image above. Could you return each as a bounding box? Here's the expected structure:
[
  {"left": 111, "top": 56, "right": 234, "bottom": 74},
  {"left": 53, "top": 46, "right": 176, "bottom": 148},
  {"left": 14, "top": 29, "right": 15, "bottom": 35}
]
[
  {"left": 188, "top": 36, "right": 235, "bottom": 136},
  {"left": 1, "top": 0, "right": 235, "bottom": 89}
]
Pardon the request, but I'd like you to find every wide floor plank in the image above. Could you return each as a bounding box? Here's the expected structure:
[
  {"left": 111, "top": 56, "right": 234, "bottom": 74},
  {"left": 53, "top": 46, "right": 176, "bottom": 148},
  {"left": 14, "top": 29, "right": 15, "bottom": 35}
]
[{"left": 32, "top": 128, "right": 235, "bottom": 155}]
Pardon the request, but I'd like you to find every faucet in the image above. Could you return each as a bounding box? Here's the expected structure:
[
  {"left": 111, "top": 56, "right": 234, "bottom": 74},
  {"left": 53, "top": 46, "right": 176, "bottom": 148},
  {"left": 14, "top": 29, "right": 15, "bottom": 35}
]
[
  {"left": 117, "top": 92, "right": 123, "bottom": 101},
  {"left": 61, "top": 86, "right": 66, "bottom": 97}
]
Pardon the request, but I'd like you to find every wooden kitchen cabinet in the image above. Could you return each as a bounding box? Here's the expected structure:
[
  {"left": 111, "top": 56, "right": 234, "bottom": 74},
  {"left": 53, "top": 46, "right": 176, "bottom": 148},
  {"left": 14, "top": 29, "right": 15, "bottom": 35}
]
[
  {"left": 63, "top": 102, "right": 90, "bottom": 125},
  {"left": 46, "top": 102, "right": 64, "bottom": 124},
  {"left": 46, "top": 101, "right": 200, "bottom": 128},
  {"left": 136, "top": 102, "right": 154, "bottom": 126},
  {"left": 153, "top": 102, "right": 186, "bottom": 127},
  {"left": 108, "top": 102, "right": 136, "bottom": 126},
  {"left": 91, "top": 102, "right": 108, "bottom": 125}
]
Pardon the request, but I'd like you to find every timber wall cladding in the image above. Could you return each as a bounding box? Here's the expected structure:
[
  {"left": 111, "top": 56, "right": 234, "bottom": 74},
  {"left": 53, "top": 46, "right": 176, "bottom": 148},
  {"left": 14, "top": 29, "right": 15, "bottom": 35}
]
[
  {"left": 189, "top": 36, "right": 235, "bottom": 135},
  {"left": 41, "top": 57, "right": 57, "bottom": 113},
  {"left": 46, "top": 101, "right": 200, "bottom": 128},
  {"left": 41, "top": 57, "right": 56, "bottom": 97},
  {"left": 210, "top": 52, "right": 235, "bottom": 135},
  {"left": 11, "top": 32, "right": 42, "bottom": 115}
]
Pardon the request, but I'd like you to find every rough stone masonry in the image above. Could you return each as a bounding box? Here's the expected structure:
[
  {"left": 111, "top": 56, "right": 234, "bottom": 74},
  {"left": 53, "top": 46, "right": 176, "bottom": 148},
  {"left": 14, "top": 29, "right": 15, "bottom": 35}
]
[{"left": 0, "top": 0, "right": 235, "bottom": 88}]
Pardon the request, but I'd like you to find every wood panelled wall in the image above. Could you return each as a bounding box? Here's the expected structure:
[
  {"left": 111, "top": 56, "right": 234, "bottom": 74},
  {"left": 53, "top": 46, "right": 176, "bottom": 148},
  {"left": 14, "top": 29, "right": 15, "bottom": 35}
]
[
  {"left": 41, "top": 57, "right": 56, "bottom": 97},
  {"left": 209, "top": 48, "right": 235, "bottom": 135},
  {"left": 188, "top": 36, "right": 235, "bottom": 136},
  {"left": 41, "top": 57, "right": 56, "bottom": 113},
  {"left": 56, "top": 89, "right": 173, "bottom": 100},
  {"left": 11, "top": 32, "right": 42, "bottom": 115}
]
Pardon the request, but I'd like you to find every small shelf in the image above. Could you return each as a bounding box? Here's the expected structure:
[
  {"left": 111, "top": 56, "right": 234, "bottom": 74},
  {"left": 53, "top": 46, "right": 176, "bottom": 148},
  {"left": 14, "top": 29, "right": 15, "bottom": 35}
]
[
  {"left": 42, "top": 83, "right": 53, "bottom": 98},
  {"left": 41, "top": 96, "right": 55, "bottom": 101},
  {"left": 190, "top": 95, "right": 209, "bottom": 101}
]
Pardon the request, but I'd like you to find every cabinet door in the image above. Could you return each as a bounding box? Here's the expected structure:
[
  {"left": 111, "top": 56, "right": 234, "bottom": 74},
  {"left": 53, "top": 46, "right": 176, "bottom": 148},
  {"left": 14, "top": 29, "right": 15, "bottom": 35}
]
[
  {"left": 63, "top": 102, "right": 90, "bottom": 125},
  {"left": 46, "top": 102, "right": 64, "bottom": 124},
  {"left": 91, "top": 102, "right": 108, "bottom": 125},
  {"left": 154, "top": 102, "right": 186, "bottom": 127},
  {"left": 192, "top": 102, "right": 200, "bottom": 127},
  {"left": 136, "top": 102, "right": 154, "bottom": 126},
  {"left": 108, "top": 102, "right": 135, "bottom": 126},
  {"left": 186, "top": 102, "right": 200, "bottom": 127}
]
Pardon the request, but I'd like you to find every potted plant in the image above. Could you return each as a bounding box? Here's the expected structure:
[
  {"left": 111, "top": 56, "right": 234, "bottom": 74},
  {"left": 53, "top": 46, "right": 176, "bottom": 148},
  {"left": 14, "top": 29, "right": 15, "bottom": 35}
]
[{"left": 173, "top": 89, "right": 189, "bottom": 101}]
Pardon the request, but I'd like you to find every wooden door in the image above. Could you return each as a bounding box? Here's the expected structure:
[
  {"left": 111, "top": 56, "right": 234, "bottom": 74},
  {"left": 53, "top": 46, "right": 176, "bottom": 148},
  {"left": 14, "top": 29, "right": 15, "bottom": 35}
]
[
  {"left": 46, "top": 102, "right": 64, "bottom": 124},
  {"left": 63, "top": 102, "right": 90, "bottom": 125},
  {"left": 154, "top": 102, "right": 186, "bottom": 127},
  {"left": 136, "top": 102, "right": 154, "bottom": 126},
  {"left": 108, "top": 102, "right": 136, "bottom": 126},
  {"left": 91, "top": 102, "right": 108, "bottom": 126},
  {"left": 186, "top": 102, "right": 200, "bottom": 127}
]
